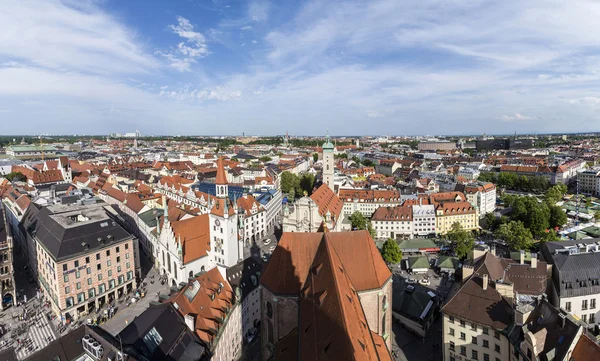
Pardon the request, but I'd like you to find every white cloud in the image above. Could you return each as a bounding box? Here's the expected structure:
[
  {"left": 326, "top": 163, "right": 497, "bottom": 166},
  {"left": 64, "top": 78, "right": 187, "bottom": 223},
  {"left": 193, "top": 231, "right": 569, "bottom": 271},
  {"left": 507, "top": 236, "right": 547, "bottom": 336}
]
[
  {"left": 569, "top": 97, "right": 600, "bottom": 105},
  {"left": 159, "top": 16, "right": 210, "bottom": 71},
  {"left": 0, "top": 0, "right": 157, "bottom": 75},
  {"left": 500, "top": 113, "right": 533, "bottom": 121},
  {"left": 159, "top": 86, "right": 242, "bottom": 101},
  {"left": 366, "top": 110, "right": 384, "bottom": 118},
  {"left": 241, "top": 26, "right": 254, "bottom": 31}
]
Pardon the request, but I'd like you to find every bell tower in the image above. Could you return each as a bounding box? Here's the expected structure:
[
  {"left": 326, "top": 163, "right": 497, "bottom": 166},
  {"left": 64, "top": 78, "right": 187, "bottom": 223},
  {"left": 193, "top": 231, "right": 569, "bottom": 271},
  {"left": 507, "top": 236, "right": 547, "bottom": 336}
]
[{"left": 322, "top": 132, "right": 335, "bottom": 192}]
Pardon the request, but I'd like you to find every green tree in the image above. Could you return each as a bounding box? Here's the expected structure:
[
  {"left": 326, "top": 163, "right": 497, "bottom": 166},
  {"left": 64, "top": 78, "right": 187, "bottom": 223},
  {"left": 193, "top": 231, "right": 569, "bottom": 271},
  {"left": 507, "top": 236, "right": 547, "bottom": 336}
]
[
  {"left": 259, "top": 156, "right": 272, "bottom": 162},
  {"left": 299, "top": 173, "right": 316, "bottom": 195},
  {"left": 313, "top": 153, "right": 319, "bottom": 162},
  {"left": 380, "top": 239, "right": 402, "bottom": 264},
  {"left": 348, "top": 211, "right": 369, "bottom": 230},
  {"left": 4, "top": 172, "right": 25, "bottom": 182},
  {"left": 446, "top": 222, "right": 475, "bottom": 259},
  {"left": 544, "top": 184, "right": 567, "bottom": 204},
  {"left": 483, "top": 212, "right": 498, "bottom": 230},
  {"left": 362, "top": 159, "right": 375, "bottom": 167},
  {"left": 230, "top": 157, "right": 239, "bottom": 162},
  {"left": 549, "top": 205, "right": 567, "bottom": 228},
  {"left": 540, "top": 230, "right": 560, "bottom": 243},
  {"left": 280, "top": 171, "right": 300, "bottom": 196},
  {"left": 496, "top": 221, "right": 533, "bottom": 251},
  {"left": 351, "top": 156, "right": 362, "bottom": 166}
]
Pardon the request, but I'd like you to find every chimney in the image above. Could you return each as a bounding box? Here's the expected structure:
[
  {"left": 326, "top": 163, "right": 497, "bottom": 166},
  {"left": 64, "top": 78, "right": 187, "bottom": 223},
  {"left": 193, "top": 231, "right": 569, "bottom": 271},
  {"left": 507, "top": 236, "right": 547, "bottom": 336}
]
[
  {"left": 184, "top": 313, "right": 196, "bottom": 331},
  {"left": 482, "top": 274, "right": 488, "bottom": 290},
  {"left": 419, "top": 197, "right": 423, "bottom": 206},
  {"left": 520, "top": 250, "right": 525, "bottom": 265},
  {"left": 491, "top": 245, "right": 496, "bottom": 257},
  {"left": 531, "top": 252, "right": 538, "bottom": 268}
]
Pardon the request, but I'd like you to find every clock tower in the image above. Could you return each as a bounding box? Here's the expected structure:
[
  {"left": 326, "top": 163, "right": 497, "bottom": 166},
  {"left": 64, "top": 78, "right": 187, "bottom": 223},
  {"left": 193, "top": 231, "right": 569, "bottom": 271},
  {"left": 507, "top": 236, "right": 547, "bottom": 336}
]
[{"left": 210, "top": 157, "right": 243, "bottom": 268}]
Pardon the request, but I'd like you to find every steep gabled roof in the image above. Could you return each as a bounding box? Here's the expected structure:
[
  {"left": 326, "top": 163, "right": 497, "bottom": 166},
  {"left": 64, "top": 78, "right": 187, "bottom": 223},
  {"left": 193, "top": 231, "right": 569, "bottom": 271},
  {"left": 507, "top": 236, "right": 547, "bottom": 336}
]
[
  {"left": 170, "top": 214, "right": 211, "bottom": 264},
  {"left": 298, "top": 238, "right": 381, "bottom": 360},
  {"left": 309, "top": 184, "right": 344, "bottom": 223},
  {"left": 261, "top": 231, "right": 391, "bottom": 295}
]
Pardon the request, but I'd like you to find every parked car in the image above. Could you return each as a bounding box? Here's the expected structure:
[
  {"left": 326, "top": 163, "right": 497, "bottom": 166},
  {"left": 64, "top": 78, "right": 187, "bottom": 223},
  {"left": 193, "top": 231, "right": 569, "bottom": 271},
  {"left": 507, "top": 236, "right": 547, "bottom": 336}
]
[
  {"left": 263, "top": 238, "right": 271, "bottom": 245},
  {"left": 406, "top": 278, "right": 417, "bottom": 284},
  {"left": 419, "top": 279, "right": 431, "bottom": 286},
  {"left": 269, "top": 246, "right": 276, "bottom": 252}
]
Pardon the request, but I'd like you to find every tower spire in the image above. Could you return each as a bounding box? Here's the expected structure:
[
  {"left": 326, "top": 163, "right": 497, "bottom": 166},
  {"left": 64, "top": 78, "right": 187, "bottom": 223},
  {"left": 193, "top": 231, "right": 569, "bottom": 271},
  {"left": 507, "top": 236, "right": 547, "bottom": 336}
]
[{"left": 215, "top": 157, "right": 228, "bottom": 198}]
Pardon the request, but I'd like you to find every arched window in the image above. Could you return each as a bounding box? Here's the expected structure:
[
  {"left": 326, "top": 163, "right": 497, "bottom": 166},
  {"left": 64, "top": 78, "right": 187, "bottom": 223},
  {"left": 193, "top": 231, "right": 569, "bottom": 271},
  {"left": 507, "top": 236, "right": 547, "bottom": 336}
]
[
  {"left": 189, "top": 271, "right": 193, "bottom": 278},
  {"left": 382, "top": 314, "right": 386, "bottom": 335},
  {"left": 201, "top": 266, "right": 205, "bottom": 272},
  {"left": 266, "top": 301, "right": 273, "bottom": 318},
  {"left": 382, "top": 295, "right": 387, "bottom": 309}
]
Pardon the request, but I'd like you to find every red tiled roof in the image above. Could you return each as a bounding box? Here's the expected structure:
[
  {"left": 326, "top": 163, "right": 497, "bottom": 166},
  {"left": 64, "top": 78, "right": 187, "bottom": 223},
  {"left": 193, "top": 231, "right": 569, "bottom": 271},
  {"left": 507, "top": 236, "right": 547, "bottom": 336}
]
[
  {"left": 572, "top": 334, "right": 600, "bottom": 361},
  {"left": 261, "top": 230, "right": 391, "bottom": 295},
  {"left": 310, "top": 184, "right": 344, "bottom": 222},
  {"left": 167, "top": 267, "right": 234, "bottom": 345},
  {"left": 371, "top": 205, "right": 413, "bottom": 221},
  {"left": 170, "top": 214, "right": 211, "bottom": 263}
]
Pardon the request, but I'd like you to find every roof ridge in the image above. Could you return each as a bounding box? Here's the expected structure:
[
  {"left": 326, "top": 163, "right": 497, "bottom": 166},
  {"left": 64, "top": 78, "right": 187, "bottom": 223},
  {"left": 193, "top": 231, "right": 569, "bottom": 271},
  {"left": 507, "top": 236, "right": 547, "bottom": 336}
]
[{"left": 322, "top": 233, "right": 379, "bottom": 359}]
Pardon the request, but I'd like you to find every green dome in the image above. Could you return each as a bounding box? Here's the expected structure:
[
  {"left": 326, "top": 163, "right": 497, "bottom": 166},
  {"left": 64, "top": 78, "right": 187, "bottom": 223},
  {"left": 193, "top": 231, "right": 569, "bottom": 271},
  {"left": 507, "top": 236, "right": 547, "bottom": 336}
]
[{"left": 322, "top": 134, "right": 334, "bottom": 150}]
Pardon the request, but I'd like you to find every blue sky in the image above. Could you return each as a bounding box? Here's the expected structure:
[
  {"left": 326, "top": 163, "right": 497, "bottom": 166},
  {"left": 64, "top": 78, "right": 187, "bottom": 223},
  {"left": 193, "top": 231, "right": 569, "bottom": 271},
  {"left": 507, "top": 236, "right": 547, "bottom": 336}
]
[{"left": 2, "top": 0, "right": 600, "bottom": 136}]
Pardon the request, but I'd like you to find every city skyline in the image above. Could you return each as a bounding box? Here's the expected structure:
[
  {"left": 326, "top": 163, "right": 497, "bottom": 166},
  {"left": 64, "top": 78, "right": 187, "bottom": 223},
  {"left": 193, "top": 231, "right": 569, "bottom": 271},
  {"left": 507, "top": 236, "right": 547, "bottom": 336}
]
[{"left": 2, "top": 1, "right": 600, "bottom": 135}]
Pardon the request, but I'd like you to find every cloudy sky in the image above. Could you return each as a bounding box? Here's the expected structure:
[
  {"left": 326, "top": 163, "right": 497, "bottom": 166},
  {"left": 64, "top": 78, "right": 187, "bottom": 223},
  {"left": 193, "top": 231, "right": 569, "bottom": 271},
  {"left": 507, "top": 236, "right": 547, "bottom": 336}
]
[{"left": 2, "top": 0, "right": 600, "bottom": 136}]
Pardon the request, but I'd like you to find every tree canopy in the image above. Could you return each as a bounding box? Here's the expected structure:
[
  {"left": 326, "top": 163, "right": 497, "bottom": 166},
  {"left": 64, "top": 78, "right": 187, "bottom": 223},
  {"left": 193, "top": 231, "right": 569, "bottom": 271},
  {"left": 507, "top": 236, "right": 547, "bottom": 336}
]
[
  {"left": 348, "top": 211, "right": 376, "bottom": 237},
  {"left": 380, "top": 239, "right": 402, "bottom": 264},
  {"left": 478, "top": 172, "right": 551, "bottom": 193},
  {"left": 496, "top": 221, "right": 533, "bottom": 251},
  {"left": 544, "top": 184, "right": 568, "bottom": 204},
  {"left": 313, "top": 153, "right": 319, "bottom": 162},
  {"left": 4, "top": 172, "right": 25, "bottom": 182},
  {"left": 259, "top": 156, "right": 272, "bottom": 162},
  {"left": 502, "top": 194, "right": 566, "bottom": 238},
  {"left": 446, "top": 222, "right": 475, "bottom": 259},
  {"left": 280, "top": 171, "right": 317, "bottom": 198}
]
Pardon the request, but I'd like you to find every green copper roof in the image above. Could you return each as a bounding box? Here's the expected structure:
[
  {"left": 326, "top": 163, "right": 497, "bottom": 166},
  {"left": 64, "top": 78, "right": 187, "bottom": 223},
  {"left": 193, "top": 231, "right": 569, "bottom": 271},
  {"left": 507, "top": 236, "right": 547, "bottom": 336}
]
[{"left": 322, "top": 134, "right": 334, "bottom": 150}]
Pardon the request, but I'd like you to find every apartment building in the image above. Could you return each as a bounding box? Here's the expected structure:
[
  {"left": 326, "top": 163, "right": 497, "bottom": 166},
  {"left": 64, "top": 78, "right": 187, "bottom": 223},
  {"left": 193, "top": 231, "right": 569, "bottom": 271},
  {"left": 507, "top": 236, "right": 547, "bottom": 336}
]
[
  {"left": 22, "top": 203, "right": 137, "bottom": 321},
  {"left": 226, "top": 258, "right": 262, "bottom": 342},
  {"left": 0, "top": 206, "right": 15, "bottom": 310},
  {"left": 577, "top": 168, "right": 600, "bottom": 196},
  {"left": 442, "top": 250, "right": 549, "bottom": 361},
  {"left": 435, "top": 201, "right": 478, "bottom": 234},
  {"left": 371, "top": 205, "right": 414, "bottom": 239},
  {"left": 167, "top": 267, "right": 243, "bottom": 361},
  {"left": 339, "top": 188, "right": 402, "bottom": 218},
  {"left": 412, "top": 204, "right": 436, "bottom": 236},
  {"left": 541, "top": 239, "right": 600, "bottom": 328},
  {"left": 457, "top": 182, "right": 497, "bottom": 218}
]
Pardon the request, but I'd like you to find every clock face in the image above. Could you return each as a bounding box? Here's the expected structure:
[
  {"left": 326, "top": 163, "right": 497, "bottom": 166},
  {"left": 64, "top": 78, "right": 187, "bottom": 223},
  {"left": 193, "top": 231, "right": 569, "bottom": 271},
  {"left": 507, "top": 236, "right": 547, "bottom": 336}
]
[{"left": 215, "top": 219, "right": 221, "bottom": 226}]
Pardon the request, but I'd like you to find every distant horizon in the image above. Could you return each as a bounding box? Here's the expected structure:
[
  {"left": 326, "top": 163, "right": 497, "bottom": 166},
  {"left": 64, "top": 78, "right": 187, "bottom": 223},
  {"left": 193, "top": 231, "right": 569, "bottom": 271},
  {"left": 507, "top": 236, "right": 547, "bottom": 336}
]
[{"left": 0, "top": 132, "right": 594, "bottom": 139}]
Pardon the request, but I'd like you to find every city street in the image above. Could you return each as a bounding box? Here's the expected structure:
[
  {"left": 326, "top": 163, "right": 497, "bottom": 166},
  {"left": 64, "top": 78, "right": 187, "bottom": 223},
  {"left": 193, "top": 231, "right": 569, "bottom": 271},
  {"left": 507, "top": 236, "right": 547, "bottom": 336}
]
[
  {"left": 0, "top": 249, "right": 59, "bottom": 359},
  {"left": 391, "top": 257, "right": 464, "bottom": 361},
  {"left": 101, "top": 266, "right": 170, "bottom": 335}
]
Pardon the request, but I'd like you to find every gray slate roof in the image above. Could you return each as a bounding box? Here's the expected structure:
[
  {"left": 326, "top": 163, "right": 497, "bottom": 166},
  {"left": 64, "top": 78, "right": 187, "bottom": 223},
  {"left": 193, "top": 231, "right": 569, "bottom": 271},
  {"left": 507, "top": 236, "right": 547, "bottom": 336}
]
[
  {"left": 541, "top": 239, "right": 600, "bottom": 298},
  {"left": 21, "top": 203, "right": 133, "bottom": 262}
]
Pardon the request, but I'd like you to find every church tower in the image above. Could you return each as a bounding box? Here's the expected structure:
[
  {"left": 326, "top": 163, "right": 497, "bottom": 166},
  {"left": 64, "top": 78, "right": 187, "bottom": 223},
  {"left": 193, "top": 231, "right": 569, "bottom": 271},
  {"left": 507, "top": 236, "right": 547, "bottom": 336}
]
[{"left": 322, "top": 133, "right": 335, "bottom": 192}]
